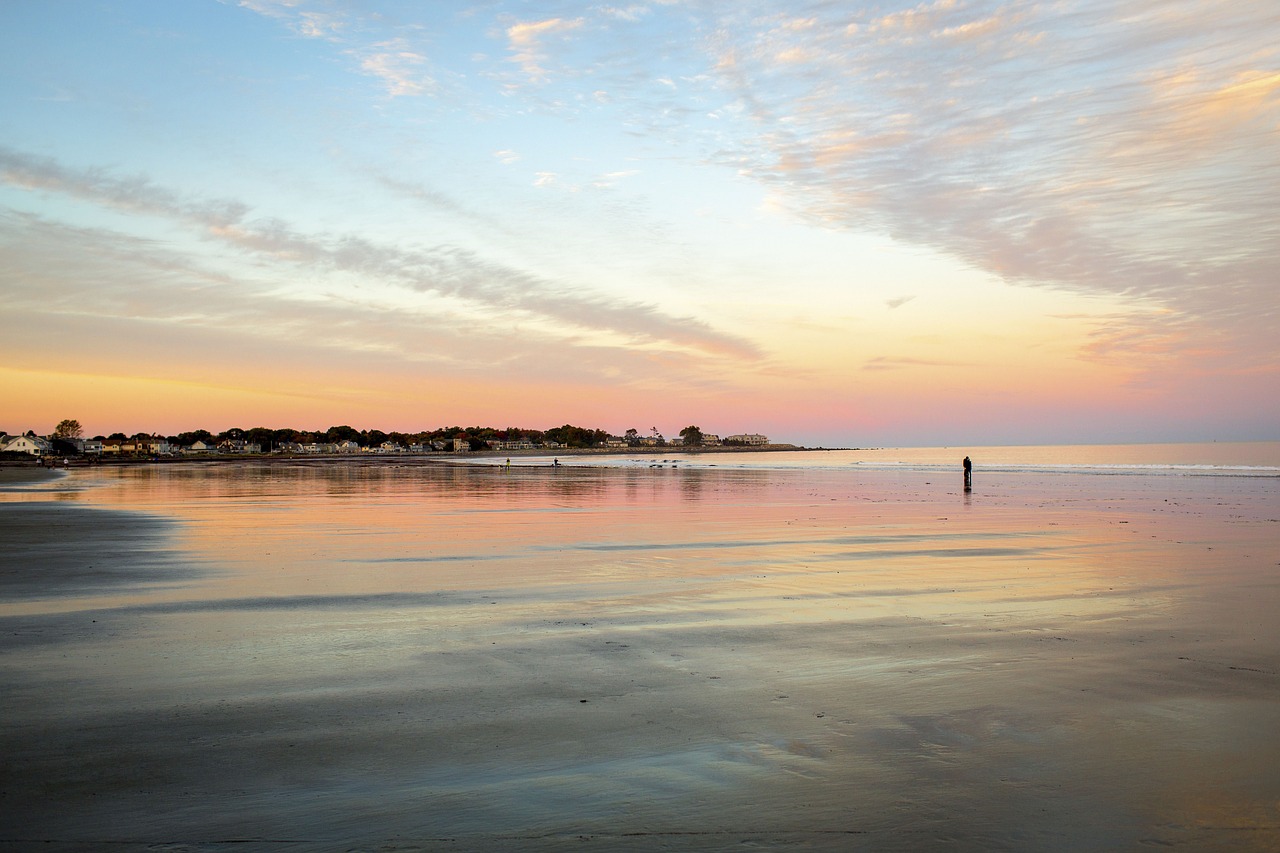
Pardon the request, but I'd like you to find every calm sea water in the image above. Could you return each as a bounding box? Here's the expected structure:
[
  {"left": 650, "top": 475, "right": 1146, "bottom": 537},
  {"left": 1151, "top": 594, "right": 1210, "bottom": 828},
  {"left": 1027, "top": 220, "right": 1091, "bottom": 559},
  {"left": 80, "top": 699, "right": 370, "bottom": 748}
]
[
  {"left": 490, "top": 441, "right": 1280, "bottom": 476},
  {"left": 2, "top": 443, "right": 1278, "bottom": 850}
]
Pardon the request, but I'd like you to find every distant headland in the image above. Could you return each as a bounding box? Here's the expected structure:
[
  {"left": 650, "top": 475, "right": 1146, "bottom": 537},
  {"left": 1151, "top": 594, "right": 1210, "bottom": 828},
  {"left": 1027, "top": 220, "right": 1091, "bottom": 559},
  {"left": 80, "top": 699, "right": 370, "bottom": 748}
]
[{"left": 2, "top": 420, "right": 816, "bottom": 462}]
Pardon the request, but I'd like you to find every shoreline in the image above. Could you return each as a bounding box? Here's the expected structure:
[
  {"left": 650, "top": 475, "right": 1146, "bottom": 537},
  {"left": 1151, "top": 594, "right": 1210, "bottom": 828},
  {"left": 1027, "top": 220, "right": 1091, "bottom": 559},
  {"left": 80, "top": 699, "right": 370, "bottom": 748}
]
[{"left": 1, "top": 443, "right": 831, "bottom": 469}]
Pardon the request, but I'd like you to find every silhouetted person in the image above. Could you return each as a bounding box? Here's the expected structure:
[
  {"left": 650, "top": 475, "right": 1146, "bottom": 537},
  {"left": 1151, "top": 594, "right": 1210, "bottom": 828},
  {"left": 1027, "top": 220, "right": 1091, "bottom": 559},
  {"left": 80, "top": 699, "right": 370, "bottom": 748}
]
[{"left": 963, "top": 456, "right": 972, "bottom": 491}]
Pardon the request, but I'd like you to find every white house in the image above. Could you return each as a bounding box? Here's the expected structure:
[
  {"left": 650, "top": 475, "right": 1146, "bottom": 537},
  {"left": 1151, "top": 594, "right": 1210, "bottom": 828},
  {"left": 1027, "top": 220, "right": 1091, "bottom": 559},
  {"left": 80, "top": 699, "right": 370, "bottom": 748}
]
[
  {"left": 301, "top": 443, "right": 336, "bottom": 454},
  {"left": 2, "top": 435, "right": 51, "bottom": 456},
  {"left": 725, "top": 433, "right": 769, "bottom": 445}
]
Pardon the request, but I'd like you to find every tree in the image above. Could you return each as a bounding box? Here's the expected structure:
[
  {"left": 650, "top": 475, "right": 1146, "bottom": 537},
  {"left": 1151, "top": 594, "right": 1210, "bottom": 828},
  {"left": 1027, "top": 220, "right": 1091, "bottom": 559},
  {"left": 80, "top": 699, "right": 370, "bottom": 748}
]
[
  {"left": 177, "top": 429, "right": 213, "bottom": 445},
  {"left": 679, "top": 425, "right": 704, "bottom": 447},
  {"left": 544, "top": 424, "right": 608, "bottom": 448},
  {"left": 325, "top": 425, "right": 361, "bottom": 443},
  {"left": 50, "top": 438, "right": 81, "bottom": 455},
  {"left": 245, "top": 427, "right": 275, "bottom": 449},
  {"left": 271, "top": 428, "right": 300, "bottom": 446},
  {"left": 53, "top": 419, "right": 83, "bottom": 440},
  {"left": 624, "top": 428, "right": 639, "bottom": 446}
]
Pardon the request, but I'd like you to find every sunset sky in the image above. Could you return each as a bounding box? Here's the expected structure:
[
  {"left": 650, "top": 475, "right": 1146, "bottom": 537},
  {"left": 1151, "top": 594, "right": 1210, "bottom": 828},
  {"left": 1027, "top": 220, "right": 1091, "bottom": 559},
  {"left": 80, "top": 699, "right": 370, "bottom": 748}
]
[{"left": 2, "top": 1, "right": 1277, "bottom": 446}]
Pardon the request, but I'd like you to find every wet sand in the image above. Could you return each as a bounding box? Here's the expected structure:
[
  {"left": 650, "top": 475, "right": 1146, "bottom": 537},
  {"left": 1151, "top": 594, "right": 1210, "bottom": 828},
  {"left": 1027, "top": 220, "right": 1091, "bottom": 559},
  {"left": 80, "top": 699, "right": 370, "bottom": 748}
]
[
  {"left": 0, "top": 465, "right": 59, "bottom": 487},
  {"left": 1, "top": 462, "right": 1278, "bottom": 850}
]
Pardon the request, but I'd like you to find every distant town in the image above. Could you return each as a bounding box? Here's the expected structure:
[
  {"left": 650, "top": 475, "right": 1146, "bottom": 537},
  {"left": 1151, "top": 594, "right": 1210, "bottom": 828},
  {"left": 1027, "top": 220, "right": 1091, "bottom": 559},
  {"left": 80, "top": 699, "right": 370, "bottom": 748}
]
[{"left": 1, "top": 420, "right": 775, "bottom": 460}]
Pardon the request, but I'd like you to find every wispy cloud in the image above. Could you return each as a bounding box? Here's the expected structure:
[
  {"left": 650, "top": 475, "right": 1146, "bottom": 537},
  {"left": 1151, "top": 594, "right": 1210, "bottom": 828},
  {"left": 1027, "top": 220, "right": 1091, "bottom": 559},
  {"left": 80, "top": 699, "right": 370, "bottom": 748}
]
[
  {"left": 371, "top": 173, "right": 491, "bottom": 226},
  {"left": 505, "top": 17, "right": 585, "bottom": 82},
  {"left": 0, "top": 147, "right": 758, "bottom": 362},
  {"left": 697, "top": 1, "right": 1280, "bottom": 373},
  {"left": 0, "top": 206, "right": 760, "bottom": 404},
  {"left": 0, "top": 147, "right": 248, "bottom": 227},
  {"left": 353, "top": 39, "right": 435, "bottom": 97},
  {"left": 235, "top": 0, "right": 347, "bottom": 40},
  {"left": 236, "top": 0, "right": 439, "bottom": 98},
  {"left": 863, "top": 355, "right": 967, "bottom": 372}
]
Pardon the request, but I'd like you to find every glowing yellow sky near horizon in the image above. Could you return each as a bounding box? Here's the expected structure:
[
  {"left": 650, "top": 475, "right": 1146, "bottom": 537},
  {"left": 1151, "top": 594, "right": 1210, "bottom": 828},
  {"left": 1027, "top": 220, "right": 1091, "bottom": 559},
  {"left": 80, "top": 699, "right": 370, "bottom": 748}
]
[{"left": 1, "top": 269, "right": 1136, "bottom": 441}]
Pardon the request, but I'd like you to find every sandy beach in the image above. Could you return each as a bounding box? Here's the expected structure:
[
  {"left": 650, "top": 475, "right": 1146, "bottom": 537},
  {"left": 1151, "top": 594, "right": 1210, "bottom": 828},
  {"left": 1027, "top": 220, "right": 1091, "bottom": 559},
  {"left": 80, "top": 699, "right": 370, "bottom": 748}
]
[
  {"left": 1, "top": 458, "right": 1277, "bottom": 850},
  {"left": 0, "top": 465, "right": 60, "bottom": 486}
]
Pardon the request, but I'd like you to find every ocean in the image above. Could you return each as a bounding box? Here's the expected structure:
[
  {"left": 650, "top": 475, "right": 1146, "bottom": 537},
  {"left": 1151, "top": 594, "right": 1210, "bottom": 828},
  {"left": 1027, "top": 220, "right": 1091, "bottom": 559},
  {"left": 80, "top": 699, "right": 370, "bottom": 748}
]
[
  {"left": 1, "top": 442, "right": 1277, "bottom": 850},
  {"left": 497, "top": 440, "right": 1280, "bottom": 474}
]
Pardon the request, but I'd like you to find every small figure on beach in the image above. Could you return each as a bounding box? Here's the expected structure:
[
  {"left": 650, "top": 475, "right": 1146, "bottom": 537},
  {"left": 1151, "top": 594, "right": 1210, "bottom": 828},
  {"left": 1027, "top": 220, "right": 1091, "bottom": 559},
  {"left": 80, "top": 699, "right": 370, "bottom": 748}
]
[
  {"left": 505, "top": 458, "right": 510, "bottom": 470},
  {"left": 963, "top": 456, "right": 972, "bottom": 491},
  {"left": 552, "top": 458, "right": 560, "bottom": 468}
]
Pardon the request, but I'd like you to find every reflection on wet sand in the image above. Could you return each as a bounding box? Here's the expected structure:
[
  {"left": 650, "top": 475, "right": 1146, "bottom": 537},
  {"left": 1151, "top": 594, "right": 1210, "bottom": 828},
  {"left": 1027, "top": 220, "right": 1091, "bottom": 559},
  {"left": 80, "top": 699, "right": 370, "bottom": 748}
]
[{"left": 1, "top": 461, "right": 1277, "bottom": 850}]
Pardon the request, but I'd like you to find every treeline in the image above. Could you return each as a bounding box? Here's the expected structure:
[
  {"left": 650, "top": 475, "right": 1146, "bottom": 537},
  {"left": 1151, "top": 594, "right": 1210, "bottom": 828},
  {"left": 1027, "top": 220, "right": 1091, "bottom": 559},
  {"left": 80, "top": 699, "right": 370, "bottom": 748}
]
[{"left": 94, "top": 424, "right": 613, "bottom": 451}]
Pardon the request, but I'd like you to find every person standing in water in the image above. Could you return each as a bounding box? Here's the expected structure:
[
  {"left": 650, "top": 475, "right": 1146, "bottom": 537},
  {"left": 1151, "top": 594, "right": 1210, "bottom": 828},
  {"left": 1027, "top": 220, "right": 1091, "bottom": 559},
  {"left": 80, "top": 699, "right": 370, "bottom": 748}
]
[{"left": 963, "top": 456, "right": 972, "bottom": 491}]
